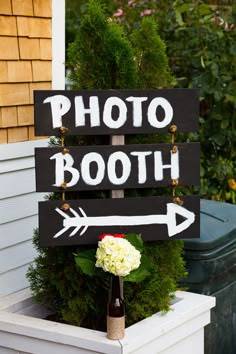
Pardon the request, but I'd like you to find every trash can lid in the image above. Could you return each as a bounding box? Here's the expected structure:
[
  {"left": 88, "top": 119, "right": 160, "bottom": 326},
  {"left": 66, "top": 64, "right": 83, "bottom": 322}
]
[{"left": 184, "top": 199, "right": 236, "bottom": 251}]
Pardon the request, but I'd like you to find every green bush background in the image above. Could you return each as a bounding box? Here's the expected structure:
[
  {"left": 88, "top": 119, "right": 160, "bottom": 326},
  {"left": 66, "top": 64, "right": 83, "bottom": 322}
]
[
  {"left": 27, "top": 0, "right": 188, "bottom": 328},
  {"left": 27, "top": 0, "right": 235, "bottom": 329},
  {"left": 67, "top": 0, "right": 236, "bottom": 203}
]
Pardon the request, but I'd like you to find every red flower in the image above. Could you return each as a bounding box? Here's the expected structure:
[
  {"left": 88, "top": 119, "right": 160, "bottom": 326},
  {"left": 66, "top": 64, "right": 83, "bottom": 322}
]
[
  {"left": 99, "top": 233, "right": 126, "bottom": 240},
  {"left": 113, "top": 234, "right": 126, "bottom": 238}
]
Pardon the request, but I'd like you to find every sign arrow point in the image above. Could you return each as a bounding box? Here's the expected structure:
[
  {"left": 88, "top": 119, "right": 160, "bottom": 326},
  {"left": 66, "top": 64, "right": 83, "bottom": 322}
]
[{"left": 166, "top": 203, "right": 195, "bottom": 237}]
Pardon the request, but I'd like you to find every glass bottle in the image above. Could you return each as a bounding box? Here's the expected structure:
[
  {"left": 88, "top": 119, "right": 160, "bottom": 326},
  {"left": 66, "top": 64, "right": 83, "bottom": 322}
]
[{"left": 107, "top": 275, "right": 125, "bottom": 340}]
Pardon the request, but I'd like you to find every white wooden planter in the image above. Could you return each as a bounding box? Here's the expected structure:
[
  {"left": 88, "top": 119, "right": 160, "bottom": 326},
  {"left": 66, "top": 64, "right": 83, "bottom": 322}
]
[{"left": 0, "top": 289, "right": 215, "bottom": 354}]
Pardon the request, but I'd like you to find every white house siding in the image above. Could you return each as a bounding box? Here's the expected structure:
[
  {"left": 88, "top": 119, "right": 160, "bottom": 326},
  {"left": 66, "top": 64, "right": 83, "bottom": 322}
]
[
  {"left": 0, "top": 0, "right": 65, "bottom": 298},
  {"left": 0, "top": 140, "right": 48, "bottom": 297}
]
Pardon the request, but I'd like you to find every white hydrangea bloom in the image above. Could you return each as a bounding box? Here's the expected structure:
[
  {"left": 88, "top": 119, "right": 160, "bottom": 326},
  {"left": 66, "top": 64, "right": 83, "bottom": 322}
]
[{"left": 95, "top": 236, "right": 141, "bottom": 277}]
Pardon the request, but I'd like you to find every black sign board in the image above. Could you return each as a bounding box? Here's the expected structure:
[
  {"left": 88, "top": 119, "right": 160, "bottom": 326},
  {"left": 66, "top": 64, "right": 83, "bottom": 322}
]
[
  {"left": 35, "top": 143, "right": 200, "bottom": 192},
  {"left": 34, "top": 89, "right": 199, "bottom": 136},
  {"left": 39, "top": 196, "right": 200, "bottom": 247}
]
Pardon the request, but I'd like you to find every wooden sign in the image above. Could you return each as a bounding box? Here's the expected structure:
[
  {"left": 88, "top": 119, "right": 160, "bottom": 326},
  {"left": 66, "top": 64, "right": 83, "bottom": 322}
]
[
  {"left": 34, "top": 89, "right": 199, "bottom": 136},
  {"left": 35, "top": 143, "right": 200, "bottom": 192},
  {"left": 39, "top": 196, "right": 200, "bottom": 246}
]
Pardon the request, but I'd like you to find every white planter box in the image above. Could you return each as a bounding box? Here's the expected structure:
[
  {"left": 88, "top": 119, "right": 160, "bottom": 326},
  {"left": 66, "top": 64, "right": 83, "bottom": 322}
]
[{"left": 0, "top": 289, "right": 215, "bottom": 354}]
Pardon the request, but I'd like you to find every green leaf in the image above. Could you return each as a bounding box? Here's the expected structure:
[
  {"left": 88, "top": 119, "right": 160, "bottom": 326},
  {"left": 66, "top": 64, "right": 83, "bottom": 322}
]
[
  {"left": 200, "top": 56, "right": 205, "bottom": 68},
  {"left": 221, "top": 120, "right": 228, "bottom": 129},
  {"left": 175, "top": 11, "right": 184, "bottom": 26},
  {"left": 198, "top": 4, "right": 211, "bottom": 16},
  {"left": 125, "top": 233, "right": 143, "bottom": 252},
  {"left": 175, "top": 4, "right": 190, "bottom": 13},
  {"left": 212, "top": 134, "right": 226, "bottom": 146},
  {"left": 74, "top": 249, "right": 97, "bottom": 276},
  {"left": 212, "top": 113, "right": 222, "bottom": 121},
  {"left": 124, "top": 255, "right": 152, "bottom": 282}
]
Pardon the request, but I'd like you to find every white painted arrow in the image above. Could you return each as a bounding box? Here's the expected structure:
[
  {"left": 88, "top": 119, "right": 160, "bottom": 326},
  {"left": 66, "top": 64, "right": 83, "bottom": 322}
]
[{"left": 53, "top": 203, "right": 195, "bottom": 238}]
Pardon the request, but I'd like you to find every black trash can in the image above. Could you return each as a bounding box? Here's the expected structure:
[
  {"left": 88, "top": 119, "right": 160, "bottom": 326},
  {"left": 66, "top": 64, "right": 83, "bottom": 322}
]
[{"left": 183, "top": 199, "right": 236, "bottom": 354}]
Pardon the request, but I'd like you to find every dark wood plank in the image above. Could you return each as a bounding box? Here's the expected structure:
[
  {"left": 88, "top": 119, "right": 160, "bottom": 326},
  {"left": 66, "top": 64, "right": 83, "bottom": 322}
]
[
  {"left": 39, "top": 195, "right": 200, "bottom": 246},
  {"left": 35, "top": 143, "right": 200, "bottom": 192},
  {"left": 34, "top": 89, "right": 199, "bottom": 136}
]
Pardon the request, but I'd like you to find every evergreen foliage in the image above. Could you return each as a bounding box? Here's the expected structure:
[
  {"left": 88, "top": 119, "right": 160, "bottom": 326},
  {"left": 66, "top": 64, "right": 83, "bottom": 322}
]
[
  {"left": 130, "top": 17, "right": 174, "bottom": 89},
  {"left": 67, "top": 0, "right": 137, "bottom": 89},
  {"left": 27, "top": 0, "right": 186, "bottom": 329}
]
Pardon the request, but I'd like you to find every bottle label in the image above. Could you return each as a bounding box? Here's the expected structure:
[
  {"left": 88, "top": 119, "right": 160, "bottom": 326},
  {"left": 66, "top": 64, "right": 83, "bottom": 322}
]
[{"left": 107, "top": 315, "right": 125, "bottom": 340}]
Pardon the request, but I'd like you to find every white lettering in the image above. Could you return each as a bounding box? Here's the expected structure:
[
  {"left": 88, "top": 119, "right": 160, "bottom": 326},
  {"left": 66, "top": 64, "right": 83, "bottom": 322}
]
[
  {"left": 75, "top": 96, "right": 100, "bottom": 127},
  {"left": 81, "top": 153, "right": 105, "bottom": 185},
  {"left": 148, "top": 97, "right": 173, "bottom": 128},
  {"left": 126, "top": 96, "right": 148, "bottom": 127},
  {"left": 103, "top": 97, "right": 127, "bottom": 129},
  {"left": 130, "top": 151, "right": 152, "bottom": 183},
  {"left": 50, "top": 152, "right": 80, "bottom": 187},
  {"left": 107, "top": 152, "right": 131, "bottom": 185},
  {"left": 44, "top": 95, "right": 71, "bottom": 128},
  {"left": 154, "top": 150, "right": 179, "bottom": 181}
]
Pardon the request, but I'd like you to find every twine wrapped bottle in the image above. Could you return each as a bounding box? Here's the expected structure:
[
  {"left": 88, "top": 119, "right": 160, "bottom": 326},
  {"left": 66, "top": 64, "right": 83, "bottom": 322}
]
[{"left": 107, "top": 275, "right": 125, "bottom": 340}]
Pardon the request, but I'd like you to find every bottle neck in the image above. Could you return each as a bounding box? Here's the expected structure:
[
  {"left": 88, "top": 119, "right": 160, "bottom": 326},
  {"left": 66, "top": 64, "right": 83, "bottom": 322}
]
[{"left": 111, "top": 275, "right": 123, "bottom": 300}]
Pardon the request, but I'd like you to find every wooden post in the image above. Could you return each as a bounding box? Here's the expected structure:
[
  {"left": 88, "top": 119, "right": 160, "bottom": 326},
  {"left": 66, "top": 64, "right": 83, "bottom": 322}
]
[{"left": 110, "top": 135, "right": 124, "bottom": 199}]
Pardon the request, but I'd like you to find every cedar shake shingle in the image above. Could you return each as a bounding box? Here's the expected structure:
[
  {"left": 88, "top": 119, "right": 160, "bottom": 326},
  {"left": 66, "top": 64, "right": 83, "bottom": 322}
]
[
  {"left": 8, "top": 126, "right": 28, "bottom": 143},
  {"left": 17, "top": 16, "right": 51, "bottom": 38},
  {"left": 19, "top": 37, "right": 41, "bottom": 59},
  {"left": 40, "top": 39, "right": 52, "bottom": 60},
  {"left": 0, "top": 0, "right": 12, "bottom": 15},
  {"left": 29, "top": 81, "right": 51, "bottom": 103},
  {"left": 17, "top": 105, "right": 34, "bottom": 126},
  {"left": 0, "top": 128, "right": 7, "bottom": 144},
  {"left": 0, "top": 83, "right": 30, "bottom": 106},
  {"left": 32, "top": 60, "right": 51, "bottom": 81},
  {"left": 33, "top": 0, "right": 52, "bottom": 18},
  {"left": 12, "top": 0, "right": 33, "bottom": 16},
  {"left": 0, "top": 61, "right": 8, "bottom": 82},
  {"left": 7, "top": 61, "right": 33, "bottom": 82},
  {"left": 0, "top": 15, "right": 17, "bottom": 36},
  {"left": 0, "top": 37, "right": 19, "bottom": 60},
  {"left": 0, "top": 0, "right": 53, "bottom": 143},
  {"left": 0, "top": 107, "right": 17, "bottom": 127}
]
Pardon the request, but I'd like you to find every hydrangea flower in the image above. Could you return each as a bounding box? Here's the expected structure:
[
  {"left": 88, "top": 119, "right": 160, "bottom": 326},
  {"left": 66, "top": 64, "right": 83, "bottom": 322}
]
[{"left": 95, "top": 236, "right": 141, "bottom": 277}]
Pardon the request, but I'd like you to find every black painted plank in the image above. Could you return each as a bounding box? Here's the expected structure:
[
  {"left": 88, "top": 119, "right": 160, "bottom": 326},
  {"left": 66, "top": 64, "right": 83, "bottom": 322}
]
[
  {"left": 34, "top": 89, "right": 199, "bottom": 136},
  {"left": 39, "top": 195, "right": 200, "bottom": 246},
  {"left": 35, "top": 143, "right": 200, "bottom": 192}
]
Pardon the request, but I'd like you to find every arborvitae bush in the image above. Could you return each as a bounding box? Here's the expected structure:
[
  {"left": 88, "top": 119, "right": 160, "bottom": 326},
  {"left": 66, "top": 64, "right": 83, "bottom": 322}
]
[
  {"left": 130, "top": 17, "right": 174, "bottom": 89},
  {"left": 27, "top": 0, "right": 187, "bottom": 329},
  {"left": 67, "top": 0, "right": 137, "bottom": 89}
]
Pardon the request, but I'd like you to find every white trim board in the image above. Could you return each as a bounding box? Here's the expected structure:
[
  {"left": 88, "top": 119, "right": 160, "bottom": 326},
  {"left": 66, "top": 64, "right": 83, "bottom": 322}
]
[{"left": 52, "top": 0, "right": 65, "bottom": 89}]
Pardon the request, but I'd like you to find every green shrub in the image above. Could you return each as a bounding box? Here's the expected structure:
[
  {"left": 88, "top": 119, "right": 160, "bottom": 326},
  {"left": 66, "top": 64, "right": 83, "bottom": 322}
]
[
  {"left": 27, "top": 0, "right": 187, "bottom": 329},
  {"left": 108, "top": 0, "right": 236, "bottom": 203}
]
